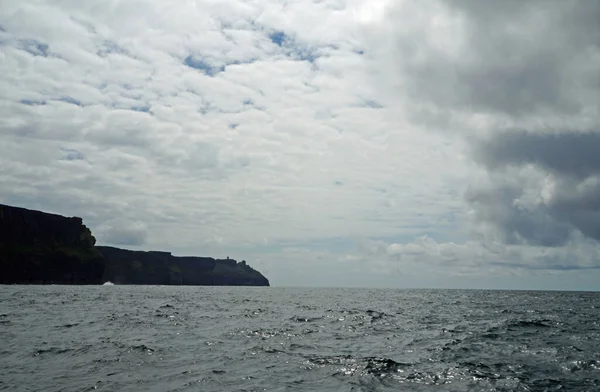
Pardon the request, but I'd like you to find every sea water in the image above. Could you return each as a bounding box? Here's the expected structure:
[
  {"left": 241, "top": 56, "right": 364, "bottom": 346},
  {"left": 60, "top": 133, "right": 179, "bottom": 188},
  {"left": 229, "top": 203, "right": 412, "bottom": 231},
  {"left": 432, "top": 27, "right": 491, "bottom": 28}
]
[{"left": 1, "top": 286, "right": 599, "bottom": 391}]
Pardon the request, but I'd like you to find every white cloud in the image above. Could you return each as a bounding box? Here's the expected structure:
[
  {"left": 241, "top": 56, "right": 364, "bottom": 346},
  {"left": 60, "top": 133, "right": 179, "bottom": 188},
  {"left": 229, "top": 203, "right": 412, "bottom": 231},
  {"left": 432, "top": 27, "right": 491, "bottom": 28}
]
[
  {"left": 1, "top": 0, "right": 599, "bottom": 289},
  {"left": 96, "top": 219, "right": 149, "bottom": 246}
]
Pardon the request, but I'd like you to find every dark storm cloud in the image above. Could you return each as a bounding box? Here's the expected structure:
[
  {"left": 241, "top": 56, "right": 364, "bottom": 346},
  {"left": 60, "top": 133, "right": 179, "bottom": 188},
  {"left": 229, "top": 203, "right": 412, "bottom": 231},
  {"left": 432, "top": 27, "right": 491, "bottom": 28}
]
[
  {"left": 472, "top": 131, "right": 600, "bottom": 180},
  {"left": 393, "top": 0, "right": 600, "bottom": 118},
  {"left": 468, "top": 131, "right": 600, "bottom": 246},
  {"left": 397, "top": 1, "right": 600, "bottom": 247},
  {"left": 466, "top": 182, "right": 573, "bottom": 247},
  {"left": 546, "top": 178, "right": 600, "bottom": 242}
]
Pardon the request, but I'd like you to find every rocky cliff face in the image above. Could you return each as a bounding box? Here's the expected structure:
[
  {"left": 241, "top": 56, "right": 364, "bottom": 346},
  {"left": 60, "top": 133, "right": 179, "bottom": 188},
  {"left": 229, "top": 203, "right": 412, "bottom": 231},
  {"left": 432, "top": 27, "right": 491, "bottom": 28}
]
[
  {"left": 0, "top": 204, "right": 270, "bottom": 286},
  {"left": 0, "top": 204, "right": 105, "bottom": 284},
  {"left": 97, "top": 247, "right": 270, "bottom": 286}
]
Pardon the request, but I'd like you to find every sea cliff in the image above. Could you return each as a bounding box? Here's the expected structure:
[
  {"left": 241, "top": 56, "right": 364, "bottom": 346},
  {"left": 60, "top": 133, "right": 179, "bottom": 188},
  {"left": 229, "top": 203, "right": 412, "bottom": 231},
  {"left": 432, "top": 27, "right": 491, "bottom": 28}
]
[
  {"left": 0, "top": 204, "right": 269, "bottom": 286},
  {"left": 0, "top": 204, "right": 104, "bottom": 284},
  {"left": 98, "top": 246, "right": 269, "bottom": 286}
]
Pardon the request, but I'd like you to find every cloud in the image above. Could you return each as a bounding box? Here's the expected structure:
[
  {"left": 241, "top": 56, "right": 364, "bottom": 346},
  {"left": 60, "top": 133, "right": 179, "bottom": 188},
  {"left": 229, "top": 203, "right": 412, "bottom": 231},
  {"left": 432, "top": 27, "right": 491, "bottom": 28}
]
[
  {"left": 467, "top": 131, "right": 600, "bottom": 246},
  {"left": 359, "top": 0, "right": 600, "bottom": 279},
  {"left": 97, "top": 219, "right": 148, "bottom": 246},
  {"left": 0, "top": 0, "right": 599, "bottom": 289},
  {"left": 362, "top": 235, "right": 600, "bottom": 274},
  {"left": 472, "top": 131, "right": 600, "bottom": 180},
  {"left": 184, "top": 55, "right": 226, "bottom": 76},
  {"left": 366, "top": 0, "right": 600, "bottom": 244},
  {"left": 368, "top": 0, "right": 600, "bottom": 122},
  {"left": 431, "top": 0, "right": 600, "bottom": 260},
  {"left": 0, "top": 0, "right": 467, "bottom": 244},
  {"left": 247, "top": 234, "right": 600, "bottom": 289},
  {"left": 60, "top": 148, "right": 85, "bottom": 161}
]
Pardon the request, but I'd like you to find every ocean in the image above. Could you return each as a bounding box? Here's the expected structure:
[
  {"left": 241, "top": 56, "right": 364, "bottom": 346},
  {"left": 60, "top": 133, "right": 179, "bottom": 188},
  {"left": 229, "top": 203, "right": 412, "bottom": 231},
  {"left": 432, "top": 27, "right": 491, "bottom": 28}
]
[{"left": 0, "top": 286, "right": 599, "bottom": 391}]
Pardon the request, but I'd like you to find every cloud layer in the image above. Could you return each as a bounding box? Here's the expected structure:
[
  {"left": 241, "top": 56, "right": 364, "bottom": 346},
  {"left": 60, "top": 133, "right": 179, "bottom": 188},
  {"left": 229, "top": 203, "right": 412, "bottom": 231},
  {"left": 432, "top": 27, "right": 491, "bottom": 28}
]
[
  {"left": 1, "top": 0, "right": 599, "bottom": 289},
  {"left": 469, "top": 131, "right": 600, "bottom": 247}
]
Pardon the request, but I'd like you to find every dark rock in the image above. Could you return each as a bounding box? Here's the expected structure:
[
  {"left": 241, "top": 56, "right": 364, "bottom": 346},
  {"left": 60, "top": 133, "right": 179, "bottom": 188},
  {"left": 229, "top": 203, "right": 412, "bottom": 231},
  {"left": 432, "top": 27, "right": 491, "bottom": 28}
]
[
  {"left": 0, "top": 204, "right": 104, "bottom": 284},
  {"left": 97, "top": 246, "right": 269, "bottom": 286},
  {"left": 0, "top": 204, "right": 269, "bottom": 286}
]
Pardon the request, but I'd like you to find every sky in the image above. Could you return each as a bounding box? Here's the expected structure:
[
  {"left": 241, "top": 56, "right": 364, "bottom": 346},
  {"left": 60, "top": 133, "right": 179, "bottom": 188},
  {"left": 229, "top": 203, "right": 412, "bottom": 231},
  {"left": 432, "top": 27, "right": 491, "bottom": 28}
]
[{"left": 1, "top": 0, "right": 599, "bottom": 290}]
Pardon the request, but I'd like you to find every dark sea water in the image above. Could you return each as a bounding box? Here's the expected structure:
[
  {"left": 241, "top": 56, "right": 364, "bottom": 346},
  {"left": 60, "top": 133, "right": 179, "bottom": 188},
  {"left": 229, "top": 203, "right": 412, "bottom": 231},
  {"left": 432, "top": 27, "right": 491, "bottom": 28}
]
[{"left": 1, "top": 286, "right": 599, "bottom": 392}]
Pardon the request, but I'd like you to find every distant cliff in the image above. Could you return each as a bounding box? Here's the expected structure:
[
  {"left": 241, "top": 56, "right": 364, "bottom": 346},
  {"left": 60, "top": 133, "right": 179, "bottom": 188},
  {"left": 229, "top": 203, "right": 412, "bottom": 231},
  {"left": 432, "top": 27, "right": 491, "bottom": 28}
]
[
  {"left": 97, "top": 247, "right": 270, "bottom": 286},
  {"left": 0, "top": 204, "right": 105, "bottom": 284},
  {"left": 0, "top": 204, "right": 269, "bottom": 286}
]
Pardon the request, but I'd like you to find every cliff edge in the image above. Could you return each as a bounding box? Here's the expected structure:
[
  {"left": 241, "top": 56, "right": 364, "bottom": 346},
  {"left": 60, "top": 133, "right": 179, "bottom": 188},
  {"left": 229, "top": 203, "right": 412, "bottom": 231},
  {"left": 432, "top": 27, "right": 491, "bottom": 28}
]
[
  {"left": 0, "top": 204, "right": 270, "bottom": 286},
  {"left": 0, "top": 204, "right": 105, "bottom": 284},
  {"left": 97, "top": 246, "right": 270, "bottom": 286}
]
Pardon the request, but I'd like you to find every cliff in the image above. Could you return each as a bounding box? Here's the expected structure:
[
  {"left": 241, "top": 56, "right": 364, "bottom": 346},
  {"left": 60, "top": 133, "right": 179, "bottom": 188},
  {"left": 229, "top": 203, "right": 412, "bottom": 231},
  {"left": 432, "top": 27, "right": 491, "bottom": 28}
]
[
  {"left": 97, "top": 247, "right": 270, "bottom": 286},
  {"left": 0, "top": 204, "right": 270, "bottom": 286},
  {"left": 0, "top": 204, "right": 105, "bottom": 284}
]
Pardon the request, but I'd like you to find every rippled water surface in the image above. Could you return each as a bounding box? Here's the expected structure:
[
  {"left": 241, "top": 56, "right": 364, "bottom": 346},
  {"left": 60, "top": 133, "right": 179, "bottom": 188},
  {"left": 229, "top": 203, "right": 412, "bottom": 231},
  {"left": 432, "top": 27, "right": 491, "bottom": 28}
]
[{"left": 1, "top": 286, "right": 599, "bottom": 391}]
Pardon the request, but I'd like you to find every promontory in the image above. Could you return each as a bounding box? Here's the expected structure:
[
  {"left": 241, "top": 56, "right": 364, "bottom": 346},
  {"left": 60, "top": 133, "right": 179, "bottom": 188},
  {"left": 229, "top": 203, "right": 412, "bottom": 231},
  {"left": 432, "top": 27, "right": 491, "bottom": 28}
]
[{"left": 0, "top": 204, "right": 270, "bottom": 286}]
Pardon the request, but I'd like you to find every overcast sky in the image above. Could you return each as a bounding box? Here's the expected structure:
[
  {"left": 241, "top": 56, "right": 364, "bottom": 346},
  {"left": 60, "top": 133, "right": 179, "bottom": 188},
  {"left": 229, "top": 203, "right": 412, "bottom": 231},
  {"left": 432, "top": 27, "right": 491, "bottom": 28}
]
[{"left": 1, "top": 0, "right": 599, "bottom": 290}]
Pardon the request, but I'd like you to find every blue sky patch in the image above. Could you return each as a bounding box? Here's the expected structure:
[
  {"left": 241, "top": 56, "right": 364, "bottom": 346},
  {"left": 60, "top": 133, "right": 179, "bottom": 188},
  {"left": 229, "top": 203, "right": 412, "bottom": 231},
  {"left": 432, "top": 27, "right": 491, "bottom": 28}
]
[
  {"left": 291, "top": 48, "right": 318, "bottom": 64},
  {"left": 20, "top": 99, "right": 46, "bottom": 106},
  {"left": 56, "top": 96, "right": 83, "bottom": 106},
  {"left": 130, "top": 106, "right": 150, "bottom": 113},
  {"left": 60, "top": 148, "right": 85, "bottom": 161},
  {"left": 97, "top": 40, "right": 129, "bottom": 57},
  {"left": 269, "top": 31, "right": 287, "bottom": 46},
  {"left": 361, "top": 99, "right": 383, "bottom": 109},
  {"left": 21, "top": 40, "right": 49, "bottom": 57},
  {"left": 267, "top": 30, "right": 320, "bottom": 65},
  {"left": 184, "top": 55, "right": 225, "bottom": 76}
]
